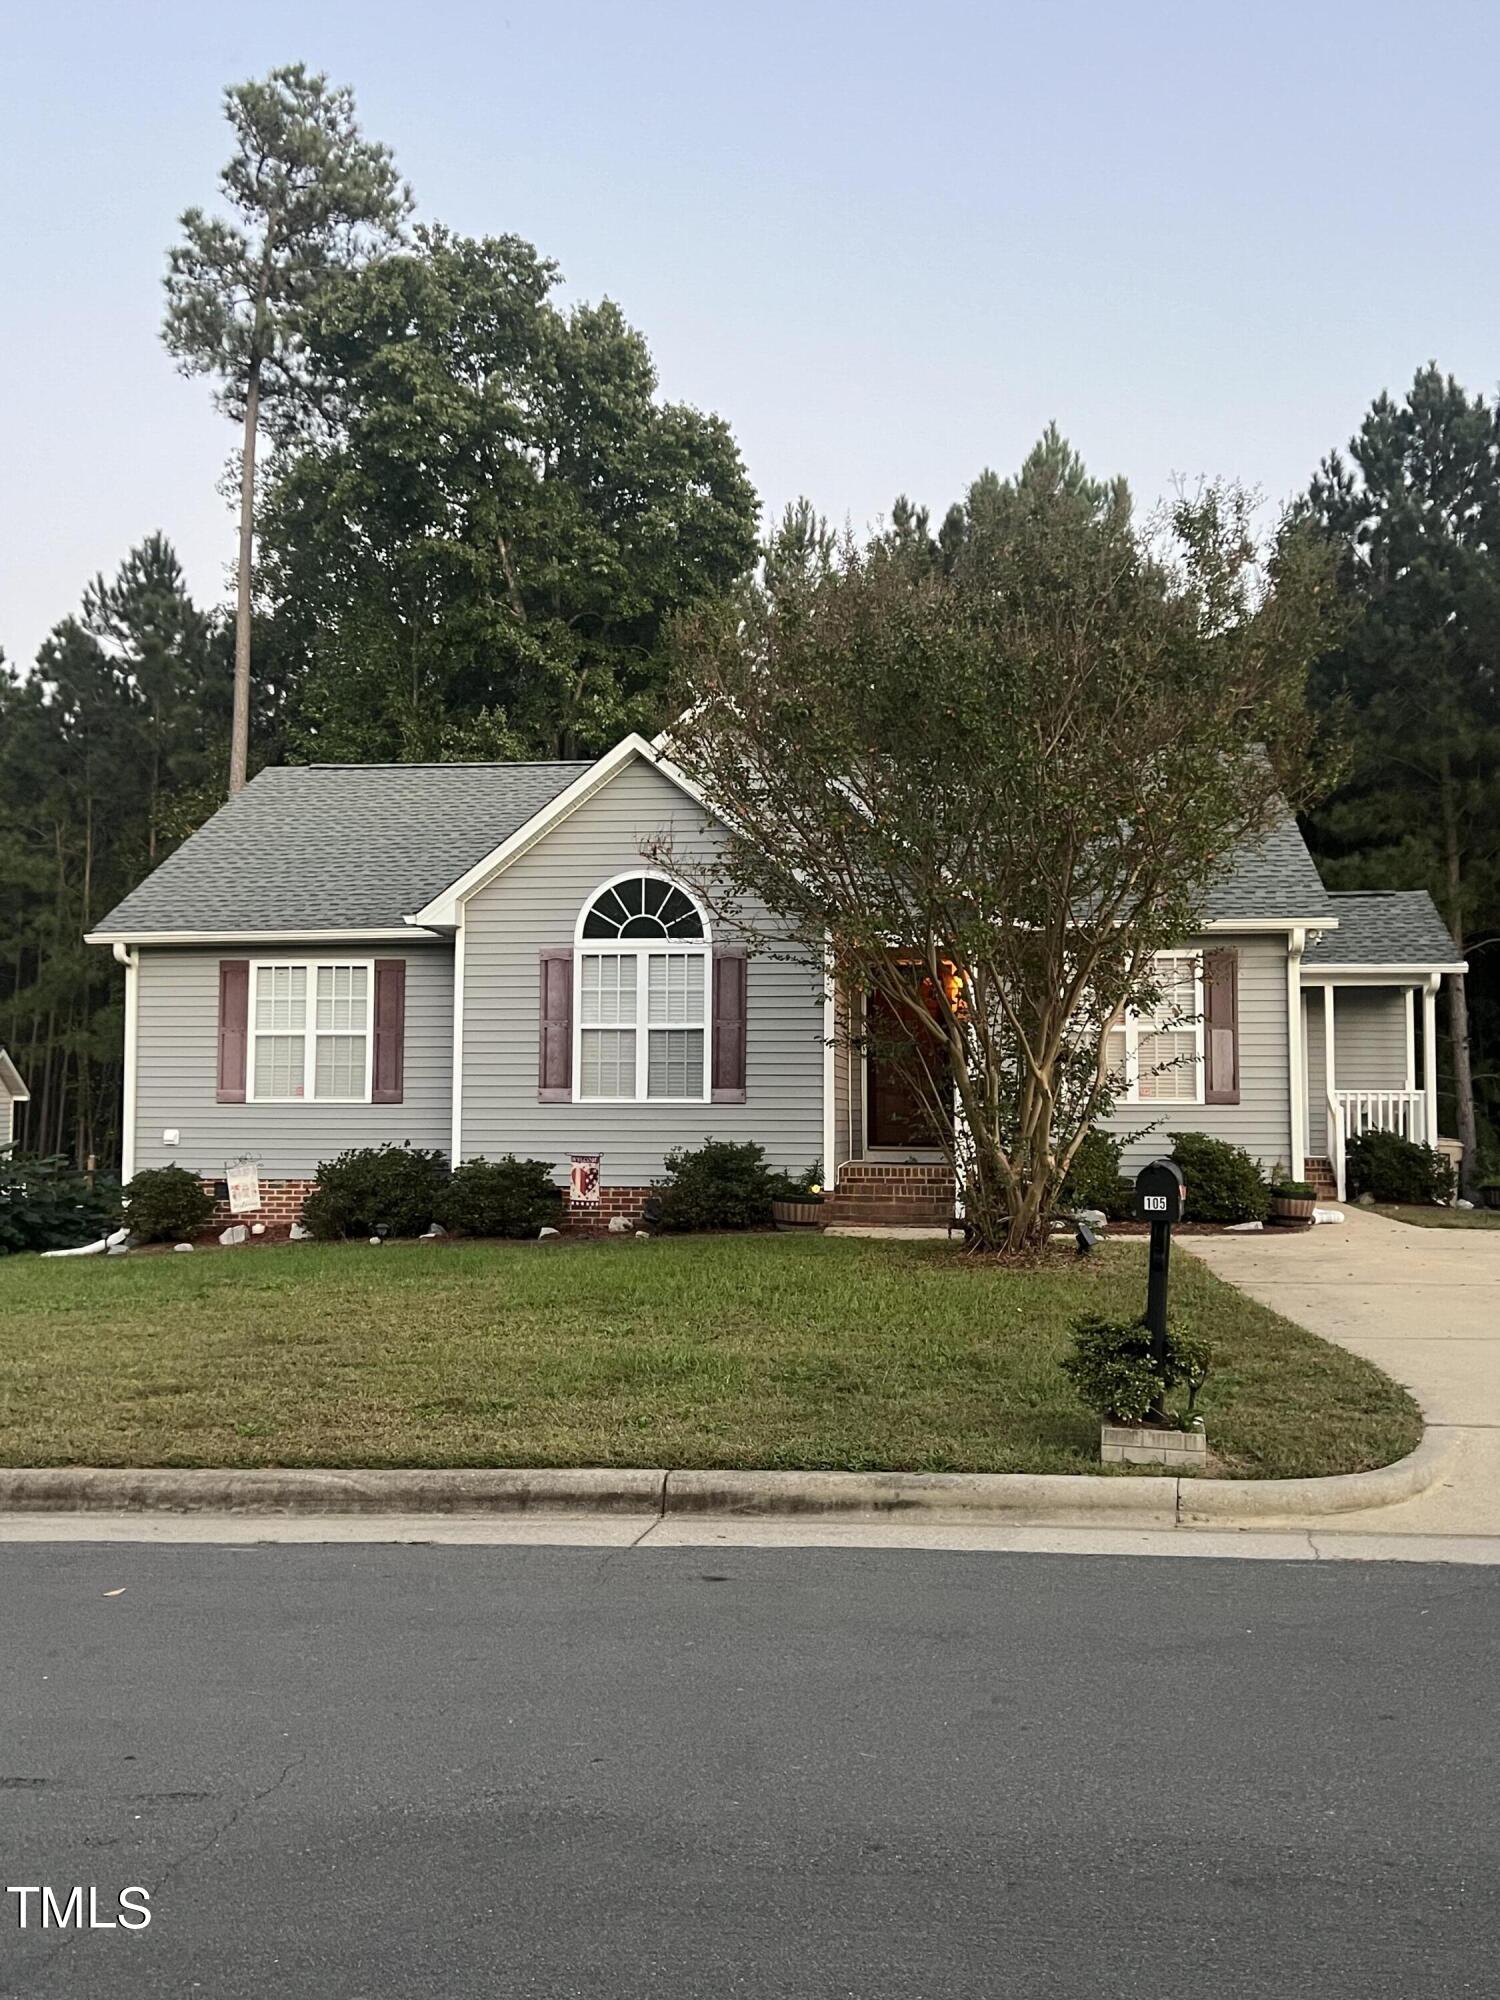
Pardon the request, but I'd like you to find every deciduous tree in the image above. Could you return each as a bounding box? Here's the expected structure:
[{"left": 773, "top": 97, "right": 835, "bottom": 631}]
[{"left": 659, "top": 436, "right": 1337, "bottom": 1255}]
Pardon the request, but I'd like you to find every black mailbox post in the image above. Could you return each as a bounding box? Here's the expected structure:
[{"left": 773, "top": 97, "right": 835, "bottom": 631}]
[{"left": 1133, "top": 1158, "right": 1187, "bottom": 1415}]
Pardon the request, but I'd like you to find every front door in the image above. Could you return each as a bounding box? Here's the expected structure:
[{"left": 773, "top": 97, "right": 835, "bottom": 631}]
[{"left": 865, "top": 989, "right": 950, "bottom": 1150}]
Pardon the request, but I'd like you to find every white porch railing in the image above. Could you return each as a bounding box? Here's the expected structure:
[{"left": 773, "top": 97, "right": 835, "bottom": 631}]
[{"left": 1325, "top": 1089, "right": 1430, "bottom": 1199}]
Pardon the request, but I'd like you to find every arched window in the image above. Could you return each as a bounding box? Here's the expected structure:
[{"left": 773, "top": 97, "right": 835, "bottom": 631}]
[{"left": 573, "top": 874, "right": 711, "bottom": 1101}]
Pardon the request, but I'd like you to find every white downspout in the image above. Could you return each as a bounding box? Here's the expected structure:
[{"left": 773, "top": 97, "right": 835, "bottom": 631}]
[
  {"left": 1404, "top": 987, "right": 1417, "bottom": 1093},
  {"left": 1287, "top": 927, "right": 1307, "bottom": 1181},
  {"left": 113, "top": 941, "right": 138, "bottom": 1184},
  {"left": 822, "top": 953, "right": 837, "bottom": 1187},
  {"left": 450, "top": 917, "right": 466, "bottom": 1167}
]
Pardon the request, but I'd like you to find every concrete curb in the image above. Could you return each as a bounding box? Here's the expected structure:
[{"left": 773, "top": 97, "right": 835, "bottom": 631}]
[
  {"left": 0, "top": 1433, "right": 1451, "bottom": 1526},
  {"left": 662, "top": 1468, "right": 1179, "bottom": 1525},
  {"left": 0, "top": 1466, "right": 668, "bottom": 1516},
  {"left": 1175, "top": 1426, "right": 1456, "bottom": 1524}
]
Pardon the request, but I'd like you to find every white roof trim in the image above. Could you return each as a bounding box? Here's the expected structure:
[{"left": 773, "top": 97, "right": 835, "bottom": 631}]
[
  {"left": 84, "top": 928, "right": 440, "bottom": 947},
  {"left": 1200, "top": 917, "right": 1339, "bottom": 934},
  {"left": 0, "top": 1048, "right": 29, "bottom": 1101},
  {"left": 409, "top": 734, "right": 716, "bottom": 926},
  {"left": 1302, "top": 961, "right": 1467, "bottom": 980}
]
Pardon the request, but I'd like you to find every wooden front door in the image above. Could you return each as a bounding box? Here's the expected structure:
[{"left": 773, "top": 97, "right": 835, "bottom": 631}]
[{"left": 865, "top": 989, "right": 949, "bottom": 1150}]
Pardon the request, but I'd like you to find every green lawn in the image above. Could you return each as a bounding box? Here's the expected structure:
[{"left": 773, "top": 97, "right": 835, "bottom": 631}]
[
  {"left": 1373, "top": 1203, "right": 1500, "bottom": 1230},
  {"left": 0, "top": 1234, "right": 1420, "bottom": 1480}
]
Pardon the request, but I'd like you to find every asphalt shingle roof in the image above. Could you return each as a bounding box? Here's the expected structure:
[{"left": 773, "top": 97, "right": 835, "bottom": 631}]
[
  {"left": 93, "top": 762, "right": 590, "bottom": 935},
  {"left": 93, "top": 761, "right": 1356, "bottom": 941},
  {"left": 1203, "top": 815, "right": 1334, "bottom": 923},
  {"left": 1304, "top": 890, "right": 1463, "bottom": 968}
]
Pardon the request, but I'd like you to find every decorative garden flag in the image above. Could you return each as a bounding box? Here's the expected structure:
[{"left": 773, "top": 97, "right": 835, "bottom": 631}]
[{"left": 569, "top": 1155, "right": 601, "bottom": 1207}]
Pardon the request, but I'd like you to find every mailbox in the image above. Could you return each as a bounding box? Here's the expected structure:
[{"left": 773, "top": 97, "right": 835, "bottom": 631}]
[{"left": 1133, "top": 1157, "right": 1186, "bottom": 1224}]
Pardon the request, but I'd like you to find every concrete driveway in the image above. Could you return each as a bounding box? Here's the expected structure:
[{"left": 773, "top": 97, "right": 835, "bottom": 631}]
[{"left": 1185, "top": 1207, "right": 1500, "bottom": 1535}]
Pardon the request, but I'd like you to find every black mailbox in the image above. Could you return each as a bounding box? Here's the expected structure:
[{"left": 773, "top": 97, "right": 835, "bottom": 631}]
[{"left": 1133, "top": 1157, "right": 1186, "bottom": 1224}]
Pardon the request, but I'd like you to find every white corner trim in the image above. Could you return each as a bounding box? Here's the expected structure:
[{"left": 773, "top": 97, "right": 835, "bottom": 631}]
[
  {"left": 114, "top": 941, "right": 139, "bottom": 1184},
  {"left": 450, "top": 919, "right": 466, "bottom": 1166},
  {"left": 407, "top": 735, "right": 720, "bottom": 928},
  {"left": 1287, "top": 926, "right": 1307, "bottom": 1178}
]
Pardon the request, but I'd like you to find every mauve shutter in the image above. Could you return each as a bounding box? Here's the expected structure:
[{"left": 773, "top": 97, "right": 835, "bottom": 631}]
[
  {"left": 712, "top": 947, "right": 748, "bottom": 1103},
  {"left": 538, "top": 949, "right": 573, "bottom": 1101},
  {"left": 372, "top": 959, "right": 406, "bottom": 1105},
  {"left": 1203, "top": 947, "right": 1240, "bottom": 1105},
  {"left": 216, "top": 959, "right": 249, "bottom": 1103}
]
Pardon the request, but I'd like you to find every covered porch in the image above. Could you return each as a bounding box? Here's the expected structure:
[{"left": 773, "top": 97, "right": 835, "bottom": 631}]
[{"left": 1300, "top": 892, "right": 1467, "bottom": 1201}]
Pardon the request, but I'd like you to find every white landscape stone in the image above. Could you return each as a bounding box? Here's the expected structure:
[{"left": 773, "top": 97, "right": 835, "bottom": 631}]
[
  {"left": 1455, "top": 1198, "right": 1475, "bottom": 1210},
  {"left": 173, "top": 1242, "right": 194, "bottom": 1252},
  {"left": 218, "top": 1225, "right": 248, "bottom": 1247},
  {"left": 537, "top": 1227, "right": 560, "bottom": 1239},
  {"left": 288, "top": 1223, "right": 312, "bottom": 1241},
  {"left": 368, "top": 1236, "right": 383, "bottom": 1246},
  {"left": 1226, "top": 1220, "right": 1264, "bottom": 1232},
  {"left": 250, "top": 1222, "right": 266, "bottom": 1235},
  {"left": 607, "top": 1216, "right": 631, "bottom": 1234}
]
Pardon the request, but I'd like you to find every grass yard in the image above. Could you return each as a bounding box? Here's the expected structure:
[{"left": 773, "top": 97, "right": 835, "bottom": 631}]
[
  {"left": 0, "top": 1234, "right": 1420, "bottom": 1480},
  {"left": 1373, "top": 1203, "right": 1500, "bottom": 1230}
]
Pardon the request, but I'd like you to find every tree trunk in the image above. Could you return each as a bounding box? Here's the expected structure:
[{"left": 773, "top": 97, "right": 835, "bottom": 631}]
[
  {"left": 1439, "top": 756, "right": 1479, "bottom": 1192},
  {"left": 230, "top": 359, "right": 262, "bottom": 796}
]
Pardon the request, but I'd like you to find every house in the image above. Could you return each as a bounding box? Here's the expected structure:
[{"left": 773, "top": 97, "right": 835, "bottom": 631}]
[
  {"left": 0, "top": 1049, "right": 30, "bottom": 1152},
  {"left": 86, "top": 733, "right": 1465, "bottom": 1228}
]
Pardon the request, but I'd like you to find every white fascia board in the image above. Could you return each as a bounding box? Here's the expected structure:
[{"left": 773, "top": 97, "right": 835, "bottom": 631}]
[
  {"left": 1199, "top": 916, "right": 1339, "bottom": 934},
  {"left": 408, "top": 733, "right": 719, "bottom": 926},
  {"left": 1301, "top": 961, "right": 1468, "bottom": 981},
  {"left": 84, "top": 928, "right": 441, "bottom": 947},
  {"left": 0, "top": 1049, "right": 29, "bottom": 1101}
]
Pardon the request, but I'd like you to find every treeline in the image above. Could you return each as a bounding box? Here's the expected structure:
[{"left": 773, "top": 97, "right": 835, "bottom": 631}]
[{"left": 2, "top": 61, "right": 1497, "bottom": 1173}]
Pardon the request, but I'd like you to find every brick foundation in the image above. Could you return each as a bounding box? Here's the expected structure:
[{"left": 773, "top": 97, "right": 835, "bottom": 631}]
[
  {"left": 566, "top": 1186, "right": 656, "bottom": 1234},
  {"left": 203, "top": 1177, "right": 318, "bottom": 1233},
  {"left": 823, "top": 1161, "right": 956, "bottom": 1226}
]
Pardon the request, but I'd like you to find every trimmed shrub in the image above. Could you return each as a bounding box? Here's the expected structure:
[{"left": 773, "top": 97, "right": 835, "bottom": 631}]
[
  {"left": 301, "top": 1144, "right": 450, "bottom": 1241},
  {"left": 656, "top": 1138, "right": 777, "bottom": 1232},
  {"left": 124, "top": 1165, "right": 215, "bottom": 1242},
  {"left": 1345, "top": 1129, "right": 1456, "bottom": 1205},
  {"left": 0, "top": 1152, "right": 121, "bottom": 1256},
  {"left": 1058, "top": 1129, "right": 1132, "bottom": 1218},
  {"left": 1169, "top": 1131, "right": 1269, "bottom": 1224},
  {"left": 1061, "top": 1313, "right": 1211, "bottom": 1427},
  {"left": 440, "top": 1156, "right": 562, "bottom": 1238}
]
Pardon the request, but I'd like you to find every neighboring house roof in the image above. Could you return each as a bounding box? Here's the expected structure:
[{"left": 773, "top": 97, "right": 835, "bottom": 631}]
[
  {"left": 0, "top": 1049, "right": 29, "bottom": 1101},
  {"left": 1304, "top": 890, "right": 1465, "bottom": 970},
  {"left": 1203, "top": 816, "right": 1335, "bottom": 924},
  {"left": 89, "top": 762, "right": 590, "bottom": 938}
]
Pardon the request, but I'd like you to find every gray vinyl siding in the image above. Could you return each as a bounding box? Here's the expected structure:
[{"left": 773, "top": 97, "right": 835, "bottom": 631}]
[
  {"left": 459, "top": 758, "right": 825, "bottom": 1185},
  {"left": 131, "top": 945, "right": 454, "bottom": 1180},
  {"left": 1102, "top": 933, "right": 1293, "bottom": 1177},
  {"left": 1303, "top": 987, "right": 1410, "bottom": 1148}
]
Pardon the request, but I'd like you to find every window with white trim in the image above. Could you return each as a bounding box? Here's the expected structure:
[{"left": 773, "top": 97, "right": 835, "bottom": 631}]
[
  {"left": 574, "top": 874, "right": 710, "bottom": 1102},
  {"left": 248, "top": 961, "right": 373, "bottom": 1102},
  {"left": 1105, "top": 953, "right": 1203, "bottom": 1104}
]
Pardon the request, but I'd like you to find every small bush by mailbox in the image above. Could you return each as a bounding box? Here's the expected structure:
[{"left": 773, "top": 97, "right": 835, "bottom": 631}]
[{"left": 1133, "top": 1157, "right": 1186, "bottom": 1224}]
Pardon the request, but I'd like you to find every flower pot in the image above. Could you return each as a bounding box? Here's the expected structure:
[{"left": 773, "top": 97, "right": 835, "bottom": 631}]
[
  {"left": 1270, "top": 1193, "right": 1316, "bottom": 1225},
  {"left": 772, "top": 1198, "right": 824, "bottom": 1228}
]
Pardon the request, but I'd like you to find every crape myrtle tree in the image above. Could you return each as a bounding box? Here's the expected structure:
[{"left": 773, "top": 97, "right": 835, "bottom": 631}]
[
  {"left": 163, "top": 64, "right": 410, "bottom": 794},
  {"left": 656, "top": 435, "right": 1339, "bottom": 1256}
]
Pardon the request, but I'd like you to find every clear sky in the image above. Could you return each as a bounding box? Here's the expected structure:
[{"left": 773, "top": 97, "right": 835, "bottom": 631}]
[{"left": 4, "top": 0, "right": 1496, "bottom": 669}]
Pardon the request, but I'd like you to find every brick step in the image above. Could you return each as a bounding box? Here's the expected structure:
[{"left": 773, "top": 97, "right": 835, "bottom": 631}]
[
  {"left": 822, "top": 1201, "right": 956, "bottom": 1225},
  {"left": 837, "top": 1166, "right": 954, "bottom": 1185}
]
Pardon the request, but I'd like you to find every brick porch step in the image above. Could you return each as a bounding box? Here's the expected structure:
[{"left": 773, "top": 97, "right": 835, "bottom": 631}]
[
  {"left": 1305, "top": 1156, "right": 1337, "bottom": 1199},
  {"left": 821, "top": 1200, "right": 956, "bottom": 1226}
]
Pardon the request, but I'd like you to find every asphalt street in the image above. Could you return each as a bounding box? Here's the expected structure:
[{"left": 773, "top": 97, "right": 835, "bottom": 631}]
[{"left": 1, "top": 1543, "right": 1497, "bottom": 1998}]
